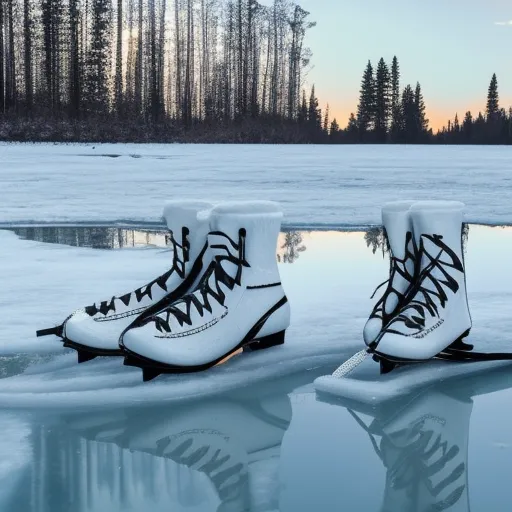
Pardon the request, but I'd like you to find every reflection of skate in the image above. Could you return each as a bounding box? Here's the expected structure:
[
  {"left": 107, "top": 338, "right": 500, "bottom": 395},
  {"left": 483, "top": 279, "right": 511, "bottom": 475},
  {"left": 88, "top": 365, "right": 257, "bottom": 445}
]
[
  {"left": 336, "top": 368, "right": 512, "bottom": 512},
  {"left": 47, "top": 371, "right": 323, "bottom": 512}
]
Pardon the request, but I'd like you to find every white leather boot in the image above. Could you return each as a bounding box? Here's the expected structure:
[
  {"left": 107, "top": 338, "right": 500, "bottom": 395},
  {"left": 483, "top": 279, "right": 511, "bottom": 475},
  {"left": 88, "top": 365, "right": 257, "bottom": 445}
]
[
  {"left": 372, "top": 201, "right": 472, "bottom": 362},
  {"left": 37, "top": 200, "right": 213, "bottom": 362},
  {"left": 120, "top": 201, "right": 290, "bottom": 380}
]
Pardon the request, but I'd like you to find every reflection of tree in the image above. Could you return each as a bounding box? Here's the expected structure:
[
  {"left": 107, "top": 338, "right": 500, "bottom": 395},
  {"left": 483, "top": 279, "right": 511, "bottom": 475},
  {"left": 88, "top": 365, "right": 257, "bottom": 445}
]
[
  {"left": 462, "top": 223, "right": 469, "bottom": 254},
  {"left": 364, "top": 226, "right": 390, "bottom": 256},
  {"left": 365, "top": 224, "right": 470, "bottom": 255},
  {"left": 10, "top": 226, "right": 168, "bottom": 250},
  {"left": 277, "top": 231, "right": 307, "bottom": 264}
]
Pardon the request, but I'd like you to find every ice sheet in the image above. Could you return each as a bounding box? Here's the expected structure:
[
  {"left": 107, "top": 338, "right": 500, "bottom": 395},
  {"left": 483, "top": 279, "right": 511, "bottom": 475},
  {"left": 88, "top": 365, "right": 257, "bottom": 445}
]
[{"left": 1, "top": 143, "right": 512, "bottom": 228}]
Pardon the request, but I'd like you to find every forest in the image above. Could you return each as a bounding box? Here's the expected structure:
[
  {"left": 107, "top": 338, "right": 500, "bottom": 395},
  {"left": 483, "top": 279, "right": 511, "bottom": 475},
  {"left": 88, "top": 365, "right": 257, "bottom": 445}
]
[{"left": 0, "top": 0, "right": 510, "bottom": 144}]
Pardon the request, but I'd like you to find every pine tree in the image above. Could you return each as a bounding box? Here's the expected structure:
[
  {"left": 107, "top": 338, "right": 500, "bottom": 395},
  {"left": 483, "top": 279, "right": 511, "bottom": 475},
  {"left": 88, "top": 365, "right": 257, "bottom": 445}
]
[
  {"left": 414, "top": 82, "right": 428, "bottom": 140},
  {"left": 346, "top": 112, "right": 358, "bottom": 142},
  {"left": 330, "top": 118, "right": 340, "bottom": 142},
  {"left": 374, "top": 58, "right": 391, "bottom": 141},
  {"left": 298, "top": 90, "right": 308, "bottom": 124},
  {"left": 308, "top": 85, "right": 321, "bottom": 130},
  {"left": 323, "top": 104, "right": 330, "bottom": 132},
  {"left": 462, "top": 111, "right": 473, "bottom": 142},
  {"left": 390, "top": 56, "right": 401, "bottom": 141},
  {"left": 401, "top": 84, "right": 415, "bottom": 143},
  {"left": 357, "top": 61, "right": 375, "bottom": 138},
  {"left": 486, "top": 73, "right": 499, "bottom": 120}
]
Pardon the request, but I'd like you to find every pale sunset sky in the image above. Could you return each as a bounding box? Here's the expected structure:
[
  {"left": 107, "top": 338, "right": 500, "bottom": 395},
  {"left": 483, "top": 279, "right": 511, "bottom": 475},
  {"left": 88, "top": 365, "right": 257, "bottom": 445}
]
[{"left": 265, "top": 0, "right": 512, "bottom": 131}]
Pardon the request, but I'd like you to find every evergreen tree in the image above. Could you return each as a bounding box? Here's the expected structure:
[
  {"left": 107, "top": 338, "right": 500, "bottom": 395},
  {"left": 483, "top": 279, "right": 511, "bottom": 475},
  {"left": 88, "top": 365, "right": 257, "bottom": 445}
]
[
  {"left": 486, "top": 73, "right": 499, "bottom": 120},
  {"left": 390, "top": 56, "right": 401, "bottom": 141},
  {"left": 462, "top": 111, "right": 473, "bottom": 142},
  {"left": 308, "top": 85, "right": 321, "bottom": 129},
  {"left": 374, "top": 57, "right": 391, "bottom": 142},
  {"left": 414, "top": 82, "right": 428, "bottom": 140},
  {"left": 298, "top": 90, "right": 308, "bottom": 124},
  {"left": 357, "top": 61, "right": 375, "bottom": 138},
  {"left": 401, "top": 84, "right": 416, "bottom": 143},
  {"left": 323, "top": 104, "right": 330, "bottom": 133},
  {"left": 330, "top": 118, "right": 340, "bottom": 142},
  {"left": 346, "top": 112, "right": 358, "bottom": 142}
]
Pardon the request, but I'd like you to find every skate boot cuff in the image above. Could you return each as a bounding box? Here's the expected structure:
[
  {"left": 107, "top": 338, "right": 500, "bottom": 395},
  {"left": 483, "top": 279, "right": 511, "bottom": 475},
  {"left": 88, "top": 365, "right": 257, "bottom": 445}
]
[{"left": 162, "top": 200, "right": 213, "bottom": 230}]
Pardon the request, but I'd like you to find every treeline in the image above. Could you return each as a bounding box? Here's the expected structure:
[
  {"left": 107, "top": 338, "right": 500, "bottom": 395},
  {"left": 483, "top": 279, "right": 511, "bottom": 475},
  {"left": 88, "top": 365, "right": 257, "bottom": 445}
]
[
  {"left": 436, "top": 74, "right": 512, "bottom": 145},
  {"left": 0, "top": 0, "right": 318, "bottom": 142},
  {"left": 328, "top": 56, "right": 431, "bottom": 144}
]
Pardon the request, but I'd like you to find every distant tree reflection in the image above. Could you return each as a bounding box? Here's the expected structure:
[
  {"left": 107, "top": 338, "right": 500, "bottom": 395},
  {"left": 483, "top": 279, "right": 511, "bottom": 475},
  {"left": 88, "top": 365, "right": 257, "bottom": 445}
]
[
  {"left": 364, "top": 226, "right": 389, "bottom": 256},
  {"left": 10, "top": 226, "right": 168, "bottom": 250},
  {"left": 365, "top": 223, "right": 470, "bottom": 256},
  {"left": 277, "top": 231, "right": 307, "bottom": 264}
]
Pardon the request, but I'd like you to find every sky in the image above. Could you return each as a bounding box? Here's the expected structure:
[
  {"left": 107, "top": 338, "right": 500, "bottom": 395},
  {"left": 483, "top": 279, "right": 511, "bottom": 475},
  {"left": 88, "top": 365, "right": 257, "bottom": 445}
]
[{"left": 270, "top": 0, "right": 512, "bottom": 131}]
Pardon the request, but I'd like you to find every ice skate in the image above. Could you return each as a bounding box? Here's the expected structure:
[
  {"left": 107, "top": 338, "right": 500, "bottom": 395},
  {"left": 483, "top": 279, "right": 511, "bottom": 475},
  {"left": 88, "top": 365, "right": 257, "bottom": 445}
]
[
  {"left": 36, "top": 200, "right": 212, "bottom": 363},
  {"left": 120, "top": 201, "right": 290, "bottom": 381},
  {"left": 363, "top": 200, "right": 417, "bottom": 345},
  {"left": 370, "top": 201, "right": 472, "bottom": 367}
]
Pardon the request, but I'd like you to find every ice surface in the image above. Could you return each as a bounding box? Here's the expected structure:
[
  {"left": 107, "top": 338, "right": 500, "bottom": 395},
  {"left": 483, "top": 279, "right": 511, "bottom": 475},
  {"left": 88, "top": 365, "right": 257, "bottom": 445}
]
[
  {"left": 314, "top": 355, "right": 512, "bottom": 405},
  {"left": 2, "top": 143, "right": 512, "bottom": 228},
  {"left": 1, "top": 223, "right": 512, "bottom": 409}
]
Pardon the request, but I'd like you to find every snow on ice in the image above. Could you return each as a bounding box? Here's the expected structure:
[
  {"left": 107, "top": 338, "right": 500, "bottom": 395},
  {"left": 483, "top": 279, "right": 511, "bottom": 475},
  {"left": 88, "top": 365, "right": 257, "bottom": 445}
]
[{"left": 1, "top": 143, "right": 512, "bottom": 228}]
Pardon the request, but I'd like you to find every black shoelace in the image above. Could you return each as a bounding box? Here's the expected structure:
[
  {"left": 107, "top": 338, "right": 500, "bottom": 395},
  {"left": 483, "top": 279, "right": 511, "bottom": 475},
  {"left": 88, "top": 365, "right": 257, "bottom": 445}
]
[
  {"left": 152, "top": 229, "right": 249, "bottom": 333},
  {"left": 85, "top": 227, "right": 190, "bottom": 317},
  {"left": 385, "top": 234, "right": 464, "bottom": 334},
  {"left": 369, "top": 231, "right": 417, "bottom": 325}
]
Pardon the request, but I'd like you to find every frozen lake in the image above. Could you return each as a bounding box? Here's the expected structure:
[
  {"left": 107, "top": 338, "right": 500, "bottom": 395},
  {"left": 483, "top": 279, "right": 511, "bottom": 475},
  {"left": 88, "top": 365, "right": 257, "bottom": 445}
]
[
  {"left": 2, "top": 142, "right": 512, "bottom": 510},
  {"left": 1, "top": 224, "right": 512, "bottom": 511},
  {"left": 1, "top": 143, "right": 512, "bottom": 228}
]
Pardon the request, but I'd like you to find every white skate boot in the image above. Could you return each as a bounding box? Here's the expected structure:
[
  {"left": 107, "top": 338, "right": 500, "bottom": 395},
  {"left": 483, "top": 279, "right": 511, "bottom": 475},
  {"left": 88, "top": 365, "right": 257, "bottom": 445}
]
[
  {"left": 363, "top": 201, "right": 417, "bottom": 345},
  {"left": 120, "top": 201, "right": 290, "bottom": 380},
  {"left": 37, "top": 200, "right": 212, "bottom": 363},
  {"left": 372, "top": 201, "right": 472, "bottom": 366}
]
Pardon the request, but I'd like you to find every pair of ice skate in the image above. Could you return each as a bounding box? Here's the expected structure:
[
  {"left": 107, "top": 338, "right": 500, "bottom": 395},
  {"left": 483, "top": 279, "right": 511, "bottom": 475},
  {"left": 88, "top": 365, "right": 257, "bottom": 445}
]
[{"left": 37, "top": 200, "right": 290, "bottom": 381}]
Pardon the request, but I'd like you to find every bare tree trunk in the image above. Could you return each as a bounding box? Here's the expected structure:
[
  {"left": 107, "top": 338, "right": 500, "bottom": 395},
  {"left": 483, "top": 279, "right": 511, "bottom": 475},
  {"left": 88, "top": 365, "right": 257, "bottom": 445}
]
[
  {"left": 0, "top": 1, "right": 5, "bottom": 114},
  {"left": 183, "top": 0, "right": 193, "bottom": 126},
  {"left": 135, "top": 0, "right": 143, "bottom": 115},
  {"left": 158, "top": 0, "right": 166, "bottom": 115},
  {"left": 115, "top": 0, "right": 123, "bottom": 112},
  {"left": 174, "top": 0, "right": 182, "bottom": 119},
  {"left": 69, "top": 0, "right": 80, "bottom": 116},
  {"left": 23, "top": 0, "right": 32, "bottom": 110}
]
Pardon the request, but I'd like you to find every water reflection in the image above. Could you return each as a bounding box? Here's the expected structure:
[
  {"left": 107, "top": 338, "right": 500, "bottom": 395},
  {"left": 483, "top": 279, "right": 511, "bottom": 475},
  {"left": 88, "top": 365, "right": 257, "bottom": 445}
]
[
  {"left": 9, "top": 226, "right": 309, "bottom": 263},
  {"left": 10, "top": 226, "right": 168, "bottom": 249},
  {"left": 5, "top": 370, "right": 325, "bottom": 512},
  {"left": 277, "top": 232, "right": 307, "bottom": 264},
  {"left": 363, "top": 223, "right": 470, "bottom": 256},
  {"left": 336, "top": 368, "right": 512, "bottom": 512}
]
